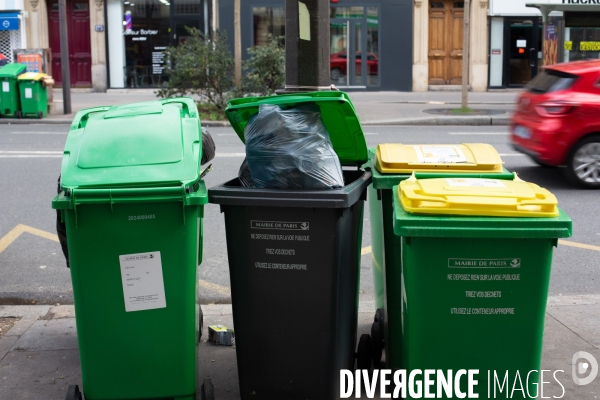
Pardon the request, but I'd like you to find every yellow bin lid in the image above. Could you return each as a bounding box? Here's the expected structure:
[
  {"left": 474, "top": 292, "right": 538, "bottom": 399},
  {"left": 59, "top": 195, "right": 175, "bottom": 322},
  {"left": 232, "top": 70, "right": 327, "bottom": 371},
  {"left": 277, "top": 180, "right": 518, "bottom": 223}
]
[
  {"left": 17, "top": 72, "right": 47, "bottom": 81},
  {"left": 375, "top": 143, "right": 504, "bottom": 174},
  {"left": 398, "top": 175, "right": 559, "bottom": 218}
]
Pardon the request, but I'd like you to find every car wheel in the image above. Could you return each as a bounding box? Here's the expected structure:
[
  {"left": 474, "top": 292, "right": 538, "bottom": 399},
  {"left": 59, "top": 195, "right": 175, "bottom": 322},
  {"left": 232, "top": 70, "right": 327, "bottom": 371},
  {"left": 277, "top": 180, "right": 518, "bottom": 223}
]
[
  {"left": 330, "top": 68, "right": 342, "bottom": 82},
  {"left": 565, "top": 135, "right": 600, "bottom": 189}
]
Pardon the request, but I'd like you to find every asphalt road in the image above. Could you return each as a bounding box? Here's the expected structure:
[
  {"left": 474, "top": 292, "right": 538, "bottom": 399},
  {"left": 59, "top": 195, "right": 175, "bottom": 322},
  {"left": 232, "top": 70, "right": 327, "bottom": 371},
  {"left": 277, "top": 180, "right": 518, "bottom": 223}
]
[{"left": 0, "top": 124, "right": 598, "bottom": 305}]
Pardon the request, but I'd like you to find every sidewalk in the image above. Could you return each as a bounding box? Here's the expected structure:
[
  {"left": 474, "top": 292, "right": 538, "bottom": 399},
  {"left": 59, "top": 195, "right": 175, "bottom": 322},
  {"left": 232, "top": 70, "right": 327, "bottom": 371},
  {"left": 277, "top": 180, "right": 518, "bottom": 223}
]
[
  {"left": 0, "top": 295, "right": 598, "bottom": 399},
  {"left": 0, "top": 90, "right": 519, "bottom": 127}
]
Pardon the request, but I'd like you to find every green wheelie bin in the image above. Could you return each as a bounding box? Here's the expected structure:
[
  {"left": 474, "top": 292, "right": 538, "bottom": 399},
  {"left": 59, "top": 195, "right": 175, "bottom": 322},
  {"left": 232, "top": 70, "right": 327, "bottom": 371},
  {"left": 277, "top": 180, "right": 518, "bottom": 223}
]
[
  {"left": 0, "top": 63, "right": 26, "bottom": 117},
  {"left": 365, "top": 143, "right": 514, "bottom": 363},
  {"left": 18, "top": 72, "right": 49, "bottom": 118},
  {"left": 52, "top": 98, "right": 208, "bottom": 400},
  {"left": 391, "top": 175, "right": 572, "bottom": 398}
]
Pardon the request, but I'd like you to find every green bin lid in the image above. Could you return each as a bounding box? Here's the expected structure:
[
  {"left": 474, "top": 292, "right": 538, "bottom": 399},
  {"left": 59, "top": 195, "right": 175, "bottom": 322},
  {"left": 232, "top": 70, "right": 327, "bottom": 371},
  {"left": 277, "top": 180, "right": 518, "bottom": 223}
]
[
  {"left": 225, "top": 91, "right": 368, "bottom": 166},
  {"left": 60, "top": 98, "right": 203, "bottom": 190},
  {"left": 0, "top": 63, "right": 27, "bottom": 78}
]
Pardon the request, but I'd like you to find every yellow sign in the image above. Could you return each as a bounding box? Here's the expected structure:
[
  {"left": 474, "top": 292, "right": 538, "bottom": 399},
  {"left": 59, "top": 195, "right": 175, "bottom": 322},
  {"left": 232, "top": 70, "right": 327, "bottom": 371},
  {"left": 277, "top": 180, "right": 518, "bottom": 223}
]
[
  {"left": 580, "top": 41, "right": 600, "bottom": 51},
  {"left": 564, "top": 41, "right": 573, "bottom": 51}
]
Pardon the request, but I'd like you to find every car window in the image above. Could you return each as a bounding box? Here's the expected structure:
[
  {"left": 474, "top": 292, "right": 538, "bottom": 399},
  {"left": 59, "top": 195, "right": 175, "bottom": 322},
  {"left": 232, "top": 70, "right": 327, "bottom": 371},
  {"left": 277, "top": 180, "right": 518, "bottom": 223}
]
[
  {"left": 526, "top": 70, "right": 578, "bottom": 94},
  {"left": 368, "top": 55, "right": 376, "bottom": 61}
]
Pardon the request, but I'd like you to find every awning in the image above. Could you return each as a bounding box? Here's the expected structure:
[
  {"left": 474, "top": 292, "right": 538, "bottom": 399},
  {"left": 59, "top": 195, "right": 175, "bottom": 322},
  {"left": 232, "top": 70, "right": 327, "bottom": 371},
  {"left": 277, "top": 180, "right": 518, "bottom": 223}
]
[
  {"left": 526, "top": 1, "right": 600, "bottom": 22},
  {"left": 0, "top": 12, "right": 20, "bottom": 31}
]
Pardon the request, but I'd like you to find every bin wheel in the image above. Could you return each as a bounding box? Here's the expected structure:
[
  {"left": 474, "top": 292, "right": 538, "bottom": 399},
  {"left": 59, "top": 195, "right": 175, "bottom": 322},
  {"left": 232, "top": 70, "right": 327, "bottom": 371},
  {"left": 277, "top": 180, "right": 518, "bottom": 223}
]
[
  {"left": 356, "top": 334, "right": 373, "bottom": 371},
  {"left": 16, "top": 111, "right": 22, "bottom": 119},
  {"left": 374, "top": 308, "right": 384, "bottom": 323},
  {"left": 201, "top": 378, "right": 215, "bottom": 400},
  {"left": 199, "top": 307, "right": 204, "bottom": 342},
  {"left": 371, "top": 321, "right": 383, "bottom": 364},
  {"left": 37, "top": 111, "right": 43, "bottom": 119},
  {"left": 65, "top": 385, "right": 83, "bottom": 400}
]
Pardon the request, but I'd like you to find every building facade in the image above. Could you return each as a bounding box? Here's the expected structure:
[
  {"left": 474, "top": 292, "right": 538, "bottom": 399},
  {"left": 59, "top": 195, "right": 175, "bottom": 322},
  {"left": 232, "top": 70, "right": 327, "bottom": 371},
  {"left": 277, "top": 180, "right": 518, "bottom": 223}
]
[
  {"left": 488, "top": 0, "right": 600, "bottom": 88},
  {"left": 413, "top": 0, "right": 489, "bottom": 92},
  {"left": 0, "top": 0, "right": 28, "bottom": 63},
  {"left": 219, "top": 0, "right": 414, "bottom": 91},
  {"left": 17, "top": 0, "right": 210, "bottom": 91}
]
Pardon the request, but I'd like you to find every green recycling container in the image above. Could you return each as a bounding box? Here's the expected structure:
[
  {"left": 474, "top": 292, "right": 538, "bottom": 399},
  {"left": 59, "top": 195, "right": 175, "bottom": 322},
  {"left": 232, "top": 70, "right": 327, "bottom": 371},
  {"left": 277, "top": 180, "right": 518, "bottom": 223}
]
[
  {"left": 390, "top": 176, "right": 572, "bottom": 397},
  {"left": 52, "top": 98, "right": 208, "bottom": 400},
  {"left": 365, "top": 144, "right": 514, "bottom": 363},
  {"left": 18, "top": 72, "right": 48, "bottom": 118},
  {"left": 0, "top": 63, "right": 26, "bottom": 117}
]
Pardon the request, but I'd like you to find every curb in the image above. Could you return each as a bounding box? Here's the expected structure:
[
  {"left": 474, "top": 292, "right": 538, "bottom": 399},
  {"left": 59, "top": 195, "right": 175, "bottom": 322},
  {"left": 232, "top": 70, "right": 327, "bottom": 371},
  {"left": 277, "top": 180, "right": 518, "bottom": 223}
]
[{"left": 363, "top": 115, "right": 510, "bottom": 126}]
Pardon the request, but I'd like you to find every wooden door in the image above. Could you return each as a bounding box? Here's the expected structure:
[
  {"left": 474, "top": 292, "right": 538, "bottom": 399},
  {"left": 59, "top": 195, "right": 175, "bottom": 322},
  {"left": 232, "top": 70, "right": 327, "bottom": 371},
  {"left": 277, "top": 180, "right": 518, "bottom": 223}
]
[
  {"left": 428, "top": 1, "right": 464, "bottom": 85},
  {"left": 48, "top": 0, "right": 92, "bottom": 87}
]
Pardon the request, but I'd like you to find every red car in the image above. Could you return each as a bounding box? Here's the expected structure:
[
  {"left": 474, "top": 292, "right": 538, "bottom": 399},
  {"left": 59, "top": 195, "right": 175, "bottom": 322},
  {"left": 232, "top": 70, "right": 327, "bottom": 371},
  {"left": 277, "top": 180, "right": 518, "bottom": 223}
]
[
  {"left": 330, "top": 51, "right": 378, "bottom": 81},
  {"left": 510, "top": 59, "right": 600, "bottom": 188}
]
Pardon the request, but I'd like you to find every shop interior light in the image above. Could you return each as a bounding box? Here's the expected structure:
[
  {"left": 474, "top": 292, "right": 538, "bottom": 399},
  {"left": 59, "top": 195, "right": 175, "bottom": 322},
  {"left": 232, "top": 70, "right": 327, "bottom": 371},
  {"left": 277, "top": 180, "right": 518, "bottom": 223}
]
[
  {"left": 123, "top": 21, "right": 126, "bottom": 25},
  {"left": 124, "top": 1, "right": 129, "bottom": 4}
]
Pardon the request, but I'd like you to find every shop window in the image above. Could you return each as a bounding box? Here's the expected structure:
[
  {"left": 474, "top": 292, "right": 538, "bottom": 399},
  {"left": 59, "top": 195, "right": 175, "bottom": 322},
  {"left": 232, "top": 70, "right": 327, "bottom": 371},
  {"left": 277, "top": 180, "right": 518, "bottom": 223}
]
[
  {"left": 73, "top": 3, "right": 88, "bottom": 10},
  {"left": 252, "top": 7, "right": 285, "bottom": 47},
  {"left": 123, "top": 0, "right": 170, "bottom": 88},
  {"left": 173, "top": 0, "right": 201, "bottom": 15},
  {"left": 567, "top": 27, "right": 600, "bottom": 61},
  {"left": 453, "top": 2, "right": 464, "bottom": 8},
  {"left": 430, "top": 2, "right": 444, "bottom": 8},
  {"left": 330, "top": 6, "right": 364, "bottom": 19},
  {"left": 366, "top": 6, "right": 379, "bottom": 86}
]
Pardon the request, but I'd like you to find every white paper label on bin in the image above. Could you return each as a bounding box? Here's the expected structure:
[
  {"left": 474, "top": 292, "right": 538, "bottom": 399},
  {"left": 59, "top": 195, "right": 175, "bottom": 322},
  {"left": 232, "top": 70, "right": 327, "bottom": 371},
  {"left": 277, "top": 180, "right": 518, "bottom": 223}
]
[
  {"left": 414, "top": 145, "right": 467, "bottom": 164},
  {"left": 25, "top": 88, "right": 32, "bottom": 98},
  {"left": 119, "top": 251, "right": 166, "bottom": 312},
  {"left": 2, "top": 82, "right": 9, "bottom": 92},
  {"left": 445, "top": 178, "right": 506, "bottom": 188}
]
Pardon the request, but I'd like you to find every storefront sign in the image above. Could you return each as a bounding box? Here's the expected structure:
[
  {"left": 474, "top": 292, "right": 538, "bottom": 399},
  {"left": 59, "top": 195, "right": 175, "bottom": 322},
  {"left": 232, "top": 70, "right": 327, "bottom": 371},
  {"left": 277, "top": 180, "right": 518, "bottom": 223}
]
[
  {"left": 564, "top": 41, "right": 573, "bottom": 50},
  {"left": 17, "top": 54, "right": 42, "bottom": 72},
  {"left": 517, "top": 40, "right": 527, "bottom": 48},
  {"left": 95, "top": 25, "right": 105, "bottom": 32},
  {"left": 0, "top": 12, "right": 19, "bottom": 31},
  {"left": 124, "top": 29, "right": 159, "bottom": 36},
  {"left": 492, "top": 49, "right": 502, "bottom": 54},
  {"left": 580, "top": 41, "right": 600, "bottom": 51},
  {"left": 152, "top": 47, "right": 166, "bottom": 75}
]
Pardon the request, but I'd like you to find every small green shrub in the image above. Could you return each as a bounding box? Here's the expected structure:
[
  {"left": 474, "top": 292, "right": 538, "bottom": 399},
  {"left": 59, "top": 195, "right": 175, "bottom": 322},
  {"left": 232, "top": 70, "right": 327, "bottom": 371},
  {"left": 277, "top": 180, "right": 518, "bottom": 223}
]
[
  {"left": 242, "top": 34, "right": 285, "bottom": 96},
  {"left": 156, "top": 28, "right": 234, "bottom": 111}
]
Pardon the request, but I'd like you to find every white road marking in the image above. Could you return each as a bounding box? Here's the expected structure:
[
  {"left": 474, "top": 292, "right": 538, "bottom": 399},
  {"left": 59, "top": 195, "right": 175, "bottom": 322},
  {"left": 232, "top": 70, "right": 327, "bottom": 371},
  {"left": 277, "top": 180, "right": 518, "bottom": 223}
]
[
  {"left": 447, "top": 132, "right": 508, "bottom": 135},
  {"left": 364, "top": 132, "right": 379, "bottom": 135},
  {"left": 497, "top": 153, "right": 525, "bottom": 157},
  {"left": 0, "top": 155, "right": 62, "bottom": 158},
  {"left": 10, "top": 131, "right": 68, "bottom": 135},
  {"left": 215, "top": 152, "right": 245, "bottom": 157},
  {"left": 0, "top": 151, "right": 62, "bottom": 154},
  {"left": 0, "top": 150, "right": 63, "bottom": 158}
]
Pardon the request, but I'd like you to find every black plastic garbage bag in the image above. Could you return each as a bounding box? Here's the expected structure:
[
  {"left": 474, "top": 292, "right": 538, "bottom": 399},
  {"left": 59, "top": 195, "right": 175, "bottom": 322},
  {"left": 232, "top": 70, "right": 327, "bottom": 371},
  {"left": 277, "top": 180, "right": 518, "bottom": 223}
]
[
  {"left": 56, "top": 176, "right": 69, "bottom": 268},
  {"left": 238, "top": 158, "right": 255, "bottom": 188},
  {"left": 201, "top": 127, "right": 216, "bottom": 165},
  {"left": 244, "top": 103, "right": 344, "bottom": 189}
]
